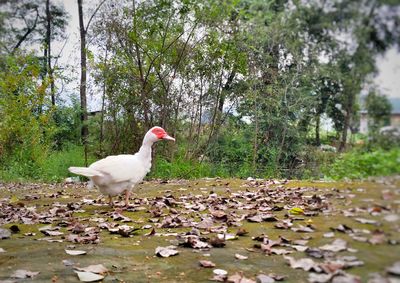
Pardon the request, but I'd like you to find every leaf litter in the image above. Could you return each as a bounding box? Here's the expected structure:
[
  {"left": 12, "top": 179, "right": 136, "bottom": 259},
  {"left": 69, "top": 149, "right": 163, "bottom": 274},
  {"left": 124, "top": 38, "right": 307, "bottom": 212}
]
[
  {"left": 0, "top": 178, "right": 399, "bottom": 282},
  {"left": 65, "top": 249, "right": 87, "bottom": 255},
  {"left": 74, "top": 271, "right": 105, "bottom": 282},
  {"left": 74, "top": 264, "right": 108, "bottom": 274},
  {"left": 10, "top": 270, "right": 39, "bottom": 279},
  {"left": 199, "top": 260, "right": 216, "bottom": 268},
  {"left": 155, "top": 246, "right": 179, "bottom": 257}
]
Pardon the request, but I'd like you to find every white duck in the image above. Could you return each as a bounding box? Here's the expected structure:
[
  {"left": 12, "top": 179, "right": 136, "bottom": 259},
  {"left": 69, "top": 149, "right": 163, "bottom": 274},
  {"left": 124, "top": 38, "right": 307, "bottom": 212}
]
[{"left": 68, "top": 126, "right": 175, "bottom": 206}]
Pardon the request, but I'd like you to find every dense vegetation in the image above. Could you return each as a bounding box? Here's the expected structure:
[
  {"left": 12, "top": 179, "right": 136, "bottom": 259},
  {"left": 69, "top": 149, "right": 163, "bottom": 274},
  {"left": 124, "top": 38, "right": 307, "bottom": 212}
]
[{"left": 0, "top": 0, "right": 399, "bottom": 182}]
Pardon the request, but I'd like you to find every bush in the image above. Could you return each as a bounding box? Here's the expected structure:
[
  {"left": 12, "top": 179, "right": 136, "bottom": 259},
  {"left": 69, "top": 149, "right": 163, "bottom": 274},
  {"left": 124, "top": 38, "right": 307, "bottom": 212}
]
[
  {"left": 0, "top": 54, "right": 56, "bottom": 181},
  {"left": 296, "top": 145, "right": 337, "bottom": 180},
  {"left": 151, "top": 156, "right": 214, "bottom": 179},
  {"left": 323, "top": 147, "right": 400, "bottom": 180},
  {"left": 0, "top": 145, "right": 93, "bottom": 182},
  {"left": 0, "top": 159, "right": 42, "bottom": 182},
  {"left": 41, "top": 144, "right": 95, "bottom": 182}
]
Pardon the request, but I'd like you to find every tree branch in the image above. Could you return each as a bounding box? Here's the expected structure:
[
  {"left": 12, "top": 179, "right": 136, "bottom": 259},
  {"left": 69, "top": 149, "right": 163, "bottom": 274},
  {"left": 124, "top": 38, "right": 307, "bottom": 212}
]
[
  {"left": 85, "top": 0, "right": 108, "bottom": 33},
  {"left": 12, "top": 8, "right": 38, "bottom": 53}
]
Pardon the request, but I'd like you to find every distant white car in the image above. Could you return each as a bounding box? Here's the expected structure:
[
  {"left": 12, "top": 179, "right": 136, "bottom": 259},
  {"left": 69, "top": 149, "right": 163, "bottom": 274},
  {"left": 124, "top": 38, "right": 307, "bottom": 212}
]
[
  {"left": 320, "top": 144, "right": 337, "bottom": 152},
  {"left": 379, "top": 126, "right": 400, "bottom": 138}
]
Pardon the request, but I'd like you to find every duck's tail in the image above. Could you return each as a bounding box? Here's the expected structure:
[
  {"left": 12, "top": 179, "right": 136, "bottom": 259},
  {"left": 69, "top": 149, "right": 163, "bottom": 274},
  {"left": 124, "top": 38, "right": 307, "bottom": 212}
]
[{"left": 68, "top": 167, "right": 103, "bottom": 177}]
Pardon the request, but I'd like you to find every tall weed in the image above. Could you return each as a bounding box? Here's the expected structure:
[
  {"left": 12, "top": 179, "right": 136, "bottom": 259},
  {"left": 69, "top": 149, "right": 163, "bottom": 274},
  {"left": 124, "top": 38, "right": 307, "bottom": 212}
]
[{"left": 324, "top": 148, "right": 400, "bottom": 180}]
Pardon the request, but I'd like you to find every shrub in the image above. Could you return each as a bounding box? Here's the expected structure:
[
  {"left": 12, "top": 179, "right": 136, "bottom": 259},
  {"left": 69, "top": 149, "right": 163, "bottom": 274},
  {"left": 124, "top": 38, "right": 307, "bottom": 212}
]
[
  {"left": 151, "top": 155, "right": 214, "bottom": 179},
  {"left": 323, "top": 147, "right": 400, "bottom": 180},
  {"left": 41, "top": 144, "right": 95, "bottom": 182},
  {"left": 0, "top": 54, "right": 55, "bottom": 180},
  {"left": 0, "top": 144, "right": 93, "bottom": 182}
]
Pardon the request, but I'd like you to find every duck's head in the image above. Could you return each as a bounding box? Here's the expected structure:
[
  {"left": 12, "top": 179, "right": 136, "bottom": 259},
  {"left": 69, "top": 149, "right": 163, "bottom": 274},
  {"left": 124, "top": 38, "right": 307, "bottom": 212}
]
[{"left": 144, "top": 126, "right": 175, "bottom": 143}]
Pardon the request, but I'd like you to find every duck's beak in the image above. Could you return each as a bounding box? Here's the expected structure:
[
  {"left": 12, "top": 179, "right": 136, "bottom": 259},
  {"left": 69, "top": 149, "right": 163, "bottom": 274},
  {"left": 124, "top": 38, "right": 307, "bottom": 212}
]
[{"left": 163, "top": 134, "right": 175, "bottom": 142}]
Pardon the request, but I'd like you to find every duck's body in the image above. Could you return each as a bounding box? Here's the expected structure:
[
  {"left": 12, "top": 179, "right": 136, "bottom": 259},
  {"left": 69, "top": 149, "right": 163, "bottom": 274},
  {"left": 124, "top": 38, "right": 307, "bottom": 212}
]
[{"left": 68, "top": 126, "right": 175, "bottom": 206}]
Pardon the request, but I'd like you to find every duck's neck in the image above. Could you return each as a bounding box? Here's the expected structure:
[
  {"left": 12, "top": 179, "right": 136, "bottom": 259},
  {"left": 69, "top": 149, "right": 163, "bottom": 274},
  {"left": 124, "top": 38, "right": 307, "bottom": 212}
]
[{"left": 137, "top": 138, "right": 153, "bottom": 162}]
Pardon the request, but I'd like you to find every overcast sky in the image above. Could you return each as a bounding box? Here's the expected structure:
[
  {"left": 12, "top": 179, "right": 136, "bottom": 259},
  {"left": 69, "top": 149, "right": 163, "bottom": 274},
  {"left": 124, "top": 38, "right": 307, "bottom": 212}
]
[
  {"left": 56, "top": 0, "right": 400, "bottom": 110},
  {"left": 374, "top": 48, "right": 400, "bottom": 98}
]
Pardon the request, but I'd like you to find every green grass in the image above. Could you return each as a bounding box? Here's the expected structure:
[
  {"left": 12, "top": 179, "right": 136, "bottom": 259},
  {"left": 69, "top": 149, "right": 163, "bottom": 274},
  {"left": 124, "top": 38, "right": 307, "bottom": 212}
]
[
  {"left": 323, "top": 147, "right": 400, "bottom": 180},
  {"left": 40, "top": 144, "right": 96, "bottom": 182},
  {"left": 2, "top": 143, "right": 398, "bottom": 183},
  {"left": 150, "top": 156, "right": 214, "bottom": 179},
  {"left": 0, "top": 144, "right": 94, "bottom": 182}
]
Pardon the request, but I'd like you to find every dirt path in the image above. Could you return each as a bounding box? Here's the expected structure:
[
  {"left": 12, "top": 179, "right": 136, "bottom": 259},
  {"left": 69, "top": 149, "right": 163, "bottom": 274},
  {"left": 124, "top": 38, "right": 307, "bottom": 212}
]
[{"left": 0, "top": 177, "right": 399, "bottom": 282}]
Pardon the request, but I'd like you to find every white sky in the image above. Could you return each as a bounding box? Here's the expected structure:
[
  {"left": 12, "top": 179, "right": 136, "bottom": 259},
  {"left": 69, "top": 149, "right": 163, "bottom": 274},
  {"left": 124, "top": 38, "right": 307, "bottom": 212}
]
[
  {"left": 54, "top": 0, "right": 101, "bottom": 110},
  {"left": 56, "top": 0, "right": 400, "bottom": 112},
  {"left": 374, "top": 48, "right": 400, "bottom": 98}
]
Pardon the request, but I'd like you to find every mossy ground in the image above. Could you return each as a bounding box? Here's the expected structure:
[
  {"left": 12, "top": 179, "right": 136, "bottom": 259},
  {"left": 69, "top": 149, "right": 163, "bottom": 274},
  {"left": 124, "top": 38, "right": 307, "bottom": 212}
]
[{"left": 0, "top": 177, "right": 399, "bottom": 282}]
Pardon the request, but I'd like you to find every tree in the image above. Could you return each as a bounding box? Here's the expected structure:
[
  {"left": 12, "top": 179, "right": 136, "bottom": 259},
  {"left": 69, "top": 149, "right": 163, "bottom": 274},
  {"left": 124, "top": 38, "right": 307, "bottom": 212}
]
[
  {"left": 77, "top": 0, "right": 106, "bottom": 165},
  {"left": 0, "top": 54, "right": 54, "bottom": 176},
  {"left": 40, "top": 0, "right": 68, "bottom": 106},
  {"left": 283, "top": 0, "right": 399, "bottom": 151},
  {"left": 365, "top": 91, "right": 392, "bottom": 132},
  {"left": 0, "top": 0, "right": 68, "bottom": 106},
  {"left": 89, "top": 0, "right": 245, "bottom": 157},
  {"left": 0, "top": 1, "right": 39, "bottom": 54},
  {"left": 77, "top": 0, "right": 88, "bottom": 161},
  {"left": 332, "top": 0, "right": 399, "bottom": 151}
]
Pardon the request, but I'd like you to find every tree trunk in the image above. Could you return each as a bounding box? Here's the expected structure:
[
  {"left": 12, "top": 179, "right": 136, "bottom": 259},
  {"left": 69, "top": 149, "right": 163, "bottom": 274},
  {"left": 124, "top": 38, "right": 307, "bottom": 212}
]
[
  {"left": 203, "top": 69, "right": 236, "bottom": 153},
  {"left": 252, "top": 100, "right": 259, "bottom": 173},
  {"left": 315, "top": 114, "right": 320, "bottom": 146},
  {"left": 217, "top": 70, "right": 235, "bottom": 114},
  {"left": 46, "top": 0, "right": 55, "bottom": 105},
  {"left": 78, "top": 0, "right": 88, "bottom": 165},
  {"left": 99, "top": 47, "right": 108, "bottom": 156},
  {"left": 339, "top": 110, "right": 350, "bottom": 152}
]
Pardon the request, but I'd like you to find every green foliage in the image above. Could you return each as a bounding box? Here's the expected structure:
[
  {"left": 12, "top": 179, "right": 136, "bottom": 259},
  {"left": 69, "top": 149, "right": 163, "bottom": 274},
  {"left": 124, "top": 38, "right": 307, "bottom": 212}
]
[
  {"left": 0, "top": 144, "right": 91, "bottom": 182},
  {"left": 206, "top": 122, "right": 253, "bottom": 177},
  {"left": 151, "top": 155, "right": 214, "bottom": 179},
  {"left": 324, "top": 148, "right": 400, "bottom": 180},
  {"left": 52, "top": 99, "right": 82, "bottom": 149},
  {"left": 1, "top": 0, "right": 399, "bottom": 183},
  {"left": 0, "top": 53, "right": 55, "bottom": 175},
  {"left": 365, "top": 90, "right": 392, "bottom": 132},
  {"left": 373, "top": 131, "right": 400, "bottom": 150},
  {"left": 41, "top": 144, "right": 95, "bottom": 182},
  {"left": 299, "top": 146, "right": 337, "bottom": 179},
  {"left": 0, "top": 158, "right": 43, "bottom": 182},
  {"left": 0, "top": 0, "right": 69, "bottom": 54}
]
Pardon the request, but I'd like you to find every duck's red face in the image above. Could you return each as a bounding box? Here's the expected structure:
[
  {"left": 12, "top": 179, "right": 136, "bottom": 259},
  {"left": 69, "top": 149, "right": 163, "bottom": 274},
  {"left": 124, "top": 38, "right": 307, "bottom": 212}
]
[{"left": 151, "top": 127, "right": 175, "bottom": 141}]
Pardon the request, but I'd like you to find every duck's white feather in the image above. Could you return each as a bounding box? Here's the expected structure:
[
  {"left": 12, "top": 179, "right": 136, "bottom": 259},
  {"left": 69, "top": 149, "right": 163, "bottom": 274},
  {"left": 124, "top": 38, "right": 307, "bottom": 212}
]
[
  {"left": 68, "top": 126, "right": 171, "bottom": 199},
  {"left": 89, "top": 154, "right": 151, "bottom": 184}
]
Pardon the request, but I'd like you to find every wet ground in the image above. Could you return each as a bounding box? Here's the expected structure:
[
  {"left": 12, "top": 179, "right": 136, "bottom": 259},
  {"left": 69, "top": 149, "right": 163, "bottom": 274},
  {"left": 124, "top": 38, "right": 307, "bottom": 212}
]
[{"left": 0, "top": 177, "right": 399, "bottom": 282}]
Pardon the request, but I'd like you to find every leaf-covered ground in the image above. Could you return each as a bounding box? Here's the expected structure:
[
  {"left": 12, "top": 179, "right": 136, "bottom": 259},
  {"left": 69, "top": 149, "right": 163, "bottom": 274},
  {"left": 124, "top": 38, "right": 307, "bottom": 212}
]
[{"left": 0, "top": 177, "right": 399, "bottom": 282}]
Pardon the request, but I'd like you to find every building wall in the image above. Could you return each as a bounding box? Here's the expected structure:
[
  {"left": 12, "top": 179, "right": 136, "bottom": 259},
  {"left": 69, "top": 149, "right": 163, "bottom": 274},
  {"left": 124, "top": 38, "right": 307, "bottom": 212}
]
[
  {"left": 360, "top": 113, "right": 369, "bottom": 134},
  {"left": 391, "top": 114, "right": 400, "bottom": 127},
  {"left": 360, "top": 113, "right": 400, "bottom": 134}
]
